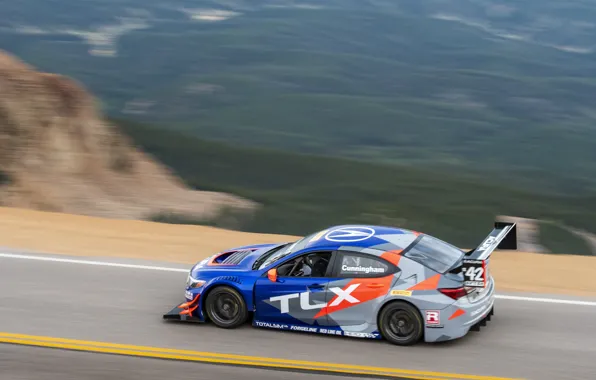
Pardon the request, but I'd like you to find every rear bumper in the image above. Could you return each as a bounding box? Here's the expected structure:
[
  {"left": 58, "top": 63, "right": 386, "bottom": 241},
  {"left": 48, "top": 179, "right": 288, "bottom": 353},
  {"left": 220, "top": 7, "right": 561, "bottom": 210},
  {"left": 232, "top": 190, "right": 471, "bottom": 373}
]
[
  {"left": 162, "top": 294, "right": 204, "bottom": 322},
  {"left": 423, "top": 301, "right": 495, "bottom": 343},
  {"left": 423, "top": 277, "right": 496, "bottom": 343},
  {"left": 469, "top": 305, "right": 494, "bottom": 332}
]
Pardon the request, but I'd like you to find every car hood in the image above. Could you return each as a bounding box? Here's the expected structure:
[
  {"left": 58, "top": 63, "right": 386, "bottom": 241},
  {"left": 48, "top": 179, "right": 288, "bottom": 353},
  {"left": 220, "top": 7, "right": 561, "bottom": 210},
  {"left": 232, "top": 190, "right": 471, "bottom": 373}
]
[{"left": 190, "top": 243, "right": 286, "bottom": 277}]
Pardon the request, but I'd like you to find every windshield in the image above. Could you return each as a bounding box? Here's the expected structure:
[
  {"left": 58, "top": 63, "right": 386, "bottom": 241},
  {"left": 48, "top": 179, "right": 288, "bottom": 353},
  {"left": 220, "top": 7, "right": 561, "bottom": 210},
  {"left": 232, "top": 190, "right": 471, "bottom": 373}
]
[
  {"left": 404, "top": 235, "right": 464, "bottom": 273},
  {"left": 256, "top": 231, "right": 321, "bottom": 270},
  {"left": 258, "top": 244, "right": 295, "bottom": 269}
]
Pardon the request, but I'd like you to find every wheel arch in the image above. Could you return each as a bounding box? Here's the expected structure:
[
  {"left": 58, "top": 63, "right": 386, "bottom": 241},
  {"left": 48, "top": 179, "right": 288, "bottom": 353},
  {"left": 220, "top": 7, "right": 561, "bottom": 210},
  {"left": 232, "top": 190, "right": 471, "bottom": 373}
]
[
  {"left": 376, "top": 298, "right": 426, "bottom": 340},
  {"left": 200, "top": 281, "right": 247, "bottom": 322}
]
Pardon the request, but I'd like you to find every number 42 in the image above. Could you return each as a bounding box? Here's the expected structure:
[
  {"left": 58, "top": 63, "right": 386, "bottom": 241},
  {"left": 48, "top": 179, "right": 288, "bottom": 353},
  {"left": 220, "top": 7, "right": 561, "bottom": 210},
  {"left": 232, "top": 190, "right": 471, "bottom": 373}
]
[{"left": 465, "top": 267, "right": 485, "bottom": 281}]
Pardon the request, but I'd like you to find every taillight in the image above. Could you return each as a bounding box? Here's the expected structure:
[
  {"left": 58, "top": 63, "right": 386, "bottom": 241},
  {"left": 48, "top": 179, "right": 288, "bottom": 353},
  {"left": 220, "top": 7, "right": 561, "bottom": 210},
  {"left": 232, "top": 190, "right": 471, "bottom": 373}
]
[{"left": 439, "top": 287, "right": 468, "bottom": 300}]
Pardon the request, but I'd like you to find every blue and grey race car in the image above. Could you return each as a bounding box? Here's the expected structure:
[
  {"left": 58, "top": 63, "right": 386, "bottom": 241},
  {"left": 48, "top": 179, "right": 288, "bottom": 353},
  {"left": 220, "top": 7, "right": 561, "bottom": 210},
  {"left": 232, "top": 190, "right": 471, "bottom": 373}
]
[{"left": 163, "top": 221, "right": 517, "bottom": 345}]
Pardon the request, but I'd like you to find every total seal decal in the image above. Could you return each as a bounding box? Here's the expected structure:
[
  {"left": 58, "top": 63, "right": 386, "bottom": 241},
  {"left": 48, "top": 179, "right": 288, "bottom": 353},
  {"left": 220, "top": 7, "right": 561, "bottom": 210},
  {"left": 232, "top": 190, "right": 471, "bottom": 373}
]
[
  {"left": 254, "top": 321, "right": 289, "bottom": 330},
  {"left": 253, "top": 320, "right": 380, "bottom": 339}
]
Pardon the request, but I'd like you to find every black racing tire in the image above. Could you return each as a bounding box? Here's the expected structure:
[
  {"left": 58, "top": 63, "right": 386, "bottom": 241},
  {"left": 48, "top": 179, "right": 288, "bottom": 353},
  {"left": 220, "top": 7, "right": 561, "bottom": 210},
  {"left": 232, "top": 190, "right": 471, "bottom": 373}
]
[
  {"left": 378, "top": 301, "right": 424, "bottom": 346},
  {"left": 204, "top": 286, "right": 248, "bottom": 329}
]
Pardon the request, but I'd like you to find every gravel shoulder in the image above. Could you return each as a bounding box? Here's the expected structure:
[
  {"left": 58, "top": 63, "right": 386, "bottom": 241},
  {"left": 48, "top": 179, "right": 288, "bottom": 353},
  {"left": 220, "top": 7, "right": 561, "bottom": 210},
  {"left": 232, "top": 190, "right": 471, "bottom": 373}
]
[{"left": 1, "top": 206, "right": 595, "bottom": 297}]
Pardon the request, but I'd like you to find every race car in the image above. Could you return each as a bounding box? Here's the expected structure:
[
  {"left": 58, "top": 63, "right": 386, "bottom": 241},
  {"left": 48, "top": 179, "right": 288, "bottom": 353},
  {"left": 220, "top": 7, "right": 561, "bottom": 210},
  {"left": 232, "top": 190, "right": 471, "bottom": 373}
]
[{"left": 163, "top": 221, "right": 516, "bottom": 345}]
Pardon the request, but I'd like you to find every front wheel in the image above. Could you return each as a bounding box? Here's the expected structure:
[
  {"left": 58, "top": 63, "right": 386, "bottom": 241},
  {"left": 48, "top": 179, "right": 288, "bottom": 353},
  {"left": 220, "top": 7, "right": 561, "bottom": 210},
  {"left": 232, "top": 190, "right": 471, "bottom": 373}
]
[
  {"left": 205, "top": 286, "right": 248, "bottom": 329},
  {"left": 378, "top": 301, "right": 424, "bottom": 346}
]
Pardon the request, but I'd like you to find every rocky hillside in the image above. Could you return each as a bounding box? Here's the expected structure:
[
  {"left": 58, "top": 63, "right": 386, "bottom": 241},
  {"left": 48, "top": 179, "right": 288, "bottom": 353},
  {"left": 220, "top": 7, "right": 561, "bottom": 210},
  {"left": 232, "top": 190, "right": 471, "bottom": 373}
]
[{"left": 0, "top": 50, "right": 257, "bottom": 221}]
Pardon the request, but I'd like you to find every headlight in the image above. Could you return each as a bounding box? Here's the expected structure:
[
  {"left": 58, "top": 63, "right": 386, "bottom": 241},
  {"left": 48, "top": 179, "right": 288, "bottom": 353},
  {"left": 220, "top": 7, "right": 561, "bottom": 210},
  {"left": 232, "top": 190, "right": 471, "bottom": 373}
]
[
  {"left": 186, "top": 274, "right": 206, "bottom": 288},
  {"left": 190, "top": 280, "right": 206, "bottom": 288}
]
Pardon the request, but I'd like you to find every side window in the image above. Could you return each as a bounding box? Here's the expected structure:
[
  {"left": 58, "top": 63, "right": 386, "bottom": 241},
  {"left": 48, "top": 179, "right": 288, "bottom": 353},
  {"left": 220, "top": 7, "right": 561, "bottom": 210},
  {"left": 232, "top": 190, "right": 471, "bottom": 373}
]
[
  {"left": 336, "top": 252, "right": 394, "bottom": 278},
  {"left": 276, "top": 251, "right": 333, "bottom": 278}
]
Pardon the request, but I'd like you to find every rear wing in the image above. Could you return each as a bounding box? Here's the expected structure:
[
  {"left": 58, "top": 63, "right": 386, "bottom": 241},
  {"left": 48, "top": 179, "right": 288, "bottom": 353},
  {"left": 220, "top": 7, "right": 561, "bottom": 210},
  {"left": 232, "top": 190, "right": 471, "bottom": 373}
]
[
  {"left": 466, "top": 221, "right": 517, "bottom": 260},
  {"left": 461, "top": 221, "right": 517, "bottom": 288}
]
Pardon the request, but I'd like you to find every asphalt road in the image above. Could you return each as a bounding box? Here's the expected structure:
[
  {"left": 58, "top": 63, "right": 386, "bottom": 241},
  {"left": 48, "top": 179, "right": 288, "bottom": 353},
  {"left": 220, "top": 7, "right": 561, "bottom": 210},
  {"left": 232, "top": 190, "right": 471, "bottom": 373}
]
[
  {"left": 0, "top": 344, "right": 371, "bottom": 380},
  {"left": 1, "top": 250, "right": 595, "bottom": 380}
]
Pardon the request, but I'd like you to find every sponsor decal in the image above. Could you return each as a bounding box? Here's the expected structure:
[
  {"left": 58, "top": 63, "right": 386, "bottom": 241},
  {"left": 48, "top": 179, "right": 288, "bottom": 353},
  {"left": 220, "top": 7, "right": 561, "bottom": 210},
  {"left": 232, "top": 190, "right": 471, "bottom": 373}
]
[
  {"left": 462, "top": 259, "right": 487, "bottom": 288},
  {"left": 309, "top": 229, "right": 329, "bottom": 243},
  {"left": 319, "top": 328, "right": 342, "bottom": 336},
  {"left": 184, "top": 290, "right": 193, "bottom": 300},
  {"left": 390, "top": 290, "right": 412, "bottom": 297},
  {"left": 290, "top": 325, "right": 318, "bottom": 333},
  {"left": 470, "top": 303, "right": 490, "bottom": 317},
  {"left": 341, "top": 264, "right": 385, "bottom": 274},
  {"left": 253, "top": 322, "right": 380, "bottom": 339},
  {"left": 324, "top": 227, "right": 375, "bottom": 242},
  {"left": 254, "top": 321, "right": 289, "bottom": 329},
  {"left": 425, "top": 310, "right": 441, "bottom": 326},
  {"left": 477, "top": 236, "right": 496, "bottom": 252},
  {"left": 344, "top": 331, "right": 380, "bottom": 339},
  {"left": 269, "top": 284, "right": 361, "bottom": 314}
]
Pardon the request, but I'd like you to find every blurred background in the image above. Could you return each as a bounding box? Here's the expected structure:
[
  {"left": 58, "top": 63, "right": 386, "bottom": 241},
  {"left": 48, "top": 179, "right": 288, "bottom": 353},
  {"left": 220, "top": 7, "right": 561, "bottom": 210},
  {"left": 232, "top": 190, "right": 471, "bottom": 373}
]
[{"left": 1, "top": 0, "right": 595, "bottom": 254}]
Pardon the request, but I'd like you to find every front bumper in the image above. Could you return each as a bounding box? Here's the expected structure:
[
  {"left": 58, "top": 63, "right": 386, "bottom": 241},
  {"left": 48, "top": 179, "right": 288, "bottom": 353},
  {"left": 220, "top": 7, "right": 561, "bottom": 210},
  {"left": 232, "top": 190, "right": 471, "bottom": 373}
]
[{"left": 162, "top": 294, "right": 204, "bottom": 322}]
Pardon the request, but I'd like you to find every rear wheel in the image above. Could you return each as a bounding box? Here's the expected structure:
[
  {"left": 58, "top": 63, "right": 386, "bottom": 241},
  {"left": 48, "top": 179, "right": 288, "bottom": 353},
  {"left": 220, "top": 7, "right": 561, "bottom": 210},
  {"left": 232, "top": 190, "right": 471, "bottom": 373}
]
[
  {"left": 205, "top": 286, "right": 248, "bottom": 329},
  {"left": 378, "top": 301, "right": 424, "bottom": 346}
]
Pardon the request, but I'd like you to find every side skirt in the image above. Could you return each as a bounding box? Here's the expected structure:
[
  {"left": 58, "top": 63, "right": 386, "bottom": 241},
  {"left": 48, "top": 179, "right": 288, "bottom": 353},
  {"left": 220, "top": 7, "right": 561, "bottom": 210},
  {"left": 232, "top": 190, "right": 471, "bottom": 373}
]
[{"left": 252, "top": 320, "right": 382, "bottom": 340}]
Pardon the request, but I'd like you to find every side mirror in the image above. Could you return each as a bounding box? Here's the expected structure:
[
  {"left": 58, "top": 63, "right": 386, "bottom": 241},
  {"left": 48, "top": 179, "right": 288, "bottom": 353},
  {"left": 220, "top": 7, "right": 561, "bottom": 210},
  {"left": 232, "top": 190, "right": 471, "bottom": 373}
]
[{"left": 267, "top": 268, "right": 278, "bottom": 282}]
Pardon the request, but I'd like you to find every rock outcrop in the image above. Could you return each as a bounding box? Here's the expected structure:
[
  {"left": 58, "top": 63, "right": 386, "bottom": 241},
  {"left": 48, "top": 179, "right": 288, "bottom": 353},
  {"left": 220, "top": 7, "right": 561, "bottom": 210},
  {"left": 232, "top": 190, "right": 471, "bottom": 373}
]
[{"left": 0, "top": 49, "right": 257, "bottom": 221}]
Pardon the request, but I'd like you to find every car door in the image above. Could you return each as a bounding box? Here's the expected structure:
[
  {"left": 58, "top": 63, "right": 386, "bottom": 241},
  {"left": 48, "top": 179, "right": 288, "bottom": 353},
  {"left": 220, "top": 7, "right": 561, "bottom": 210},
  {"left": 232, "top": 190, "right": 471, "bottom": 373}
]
[
  {"left": 254, "top": 250, "right": 336, "bottom": 327},
  {"left": 323, "top": 251, "right": 399, "bottom": 327}
]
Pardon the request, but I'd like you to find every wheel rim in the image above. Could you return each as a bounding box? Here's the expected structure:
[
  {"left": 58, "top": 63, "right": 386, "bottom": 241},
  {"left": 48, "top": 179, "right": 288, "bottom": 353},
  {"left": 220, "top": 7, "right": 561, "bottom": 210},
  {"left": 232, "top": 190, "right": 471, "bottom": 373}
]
[
  {"left": 210, "top": 293, "right": 240, "bottom": 325},
  {"left": 386, "top": 310, "right": 417, "bottom": 341}
]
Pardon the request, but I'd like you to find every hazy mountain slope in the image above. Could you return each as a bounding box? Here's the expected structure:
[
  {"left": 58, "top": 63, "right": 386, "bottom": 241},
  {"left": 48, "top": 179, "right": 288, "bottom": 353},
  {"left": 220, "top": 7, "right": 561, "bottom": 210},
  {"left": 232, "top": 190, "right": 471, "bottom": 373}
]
[{"left": 2, "top": 0, "right": 595, "bottom": 192}]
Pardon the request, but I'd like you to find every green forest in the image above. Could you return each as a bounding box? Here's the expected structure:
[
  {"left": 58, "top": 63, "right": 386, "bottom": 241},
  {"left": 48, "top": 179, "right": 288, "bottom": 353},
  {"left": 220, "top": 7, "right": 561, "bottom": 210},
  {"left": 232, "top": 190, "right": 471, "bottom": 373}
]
[{"left": 116, "top": 119, "right": 595, "bottom": 254}]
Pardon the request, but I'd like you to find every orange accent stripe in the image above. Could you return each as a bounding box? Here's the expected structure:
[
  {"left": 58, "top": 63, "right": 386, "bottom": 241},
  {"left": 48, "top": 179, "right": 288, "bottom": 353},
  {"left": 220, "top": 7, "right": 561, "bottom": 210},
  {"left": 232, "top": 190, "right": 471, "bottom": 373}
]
[
  {"left": 178, "top": 294, "right": 200, "bottom": 309},
  {"left": 407, "top": 274, "right": 441, "bottom": 291},
  {"left": 207, "top": 252, "right": 229, "bottom": 266},
  {"left": 313, "top": 275, "right": 393, "bottom": 319},
  {"left": 180, "top": 304, "right": 199, "bottom": 315},
  {"left": 380, "top": 250, "right": 402, "bottom": 266},
  {"left": 448, "top": 308, "right": 466, "bottom": 320},
  {"left": 207, "top": 251, "right": 245, "bottom": 266}
]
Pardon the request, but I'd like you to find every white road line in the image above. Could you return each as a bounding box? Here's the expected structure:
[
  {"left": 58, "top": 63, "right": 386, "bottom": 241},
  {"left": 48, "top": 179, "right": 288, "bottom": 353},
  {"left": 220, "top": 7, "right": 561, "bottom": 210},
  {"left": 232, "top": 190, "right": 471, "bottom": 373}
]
[
  {"left": 2, "top": 252, "right": 596, "bottom": 306},
  {"left": 0, "top": 253, "right": 188, "bottom": 272},
  {"left": 495, "top": 295, "right": 596, "bottom": 306}
]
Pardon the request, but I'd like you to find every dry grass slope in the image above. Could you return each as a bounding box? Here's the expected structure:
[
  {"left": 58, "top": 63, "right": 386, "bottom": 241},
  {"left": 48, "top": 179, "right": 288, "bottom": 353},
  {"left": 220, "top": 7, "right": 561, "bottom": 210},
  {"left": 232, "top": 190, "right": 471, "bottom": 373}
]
[{"left": 1, "top": 207, "right": 595, "bottom": 297}]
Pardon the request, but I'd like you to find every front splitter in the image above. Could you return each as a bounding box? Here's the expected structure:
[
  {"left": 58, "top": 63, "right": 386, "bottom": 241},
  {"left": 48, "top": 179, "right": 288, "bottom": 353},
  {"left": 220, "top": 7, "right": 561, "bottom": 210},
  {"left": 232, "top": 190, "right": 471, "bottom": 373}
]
[{"left": 162, "top": 295, "right": 202, "bottom": 322}]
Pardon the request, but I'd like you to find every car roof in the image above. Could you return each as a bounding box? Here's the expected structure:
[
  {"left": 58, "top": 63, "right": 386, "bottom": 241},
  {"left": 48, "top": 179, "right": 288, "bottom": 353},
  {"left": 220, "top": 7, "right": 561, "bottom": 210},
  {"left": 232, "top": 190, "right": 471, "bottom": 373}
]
[{"left": 289, "top": 224, "right": 421, "bottom": 255}]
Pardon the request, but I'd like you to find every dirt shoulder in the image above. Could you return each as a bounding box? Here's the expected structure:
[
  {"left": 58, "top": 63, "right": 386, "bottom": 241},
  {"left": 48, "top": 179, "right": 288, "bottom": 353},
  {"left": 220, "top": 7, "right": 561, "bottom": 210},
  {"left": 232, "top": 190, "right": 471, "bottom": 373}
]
[{"left": 1, "top": 207, "right": 595, "bottom": 297}]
